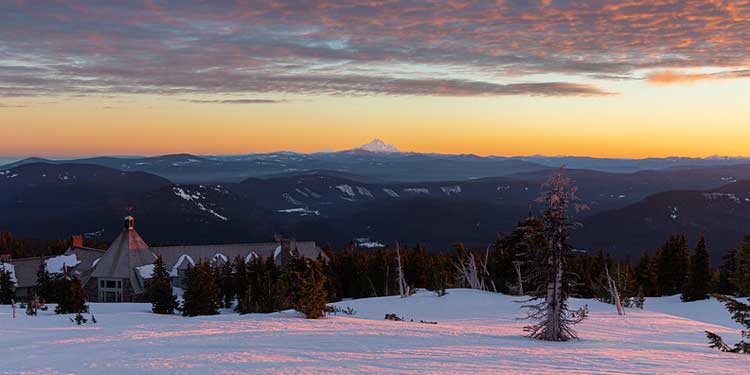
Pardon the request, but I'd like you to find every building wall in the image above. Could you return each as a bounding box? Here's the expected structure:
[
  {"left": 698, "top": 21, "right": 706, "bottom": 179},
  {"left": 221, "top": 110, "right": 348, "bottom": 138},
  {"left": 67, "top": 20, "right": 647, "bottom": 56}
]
[{"left": 85, "top": 277, "right": 142, "bottom": 302}]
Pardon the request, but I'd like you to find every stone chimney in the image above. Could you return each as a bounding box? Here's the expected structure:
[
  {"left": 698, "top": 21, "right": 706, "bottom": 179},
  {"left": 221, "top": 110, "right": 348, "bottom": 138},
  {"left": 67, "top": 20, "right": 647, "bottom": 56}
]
[{"left": 71, "top": 235, "right": 84, "bottom": 248}]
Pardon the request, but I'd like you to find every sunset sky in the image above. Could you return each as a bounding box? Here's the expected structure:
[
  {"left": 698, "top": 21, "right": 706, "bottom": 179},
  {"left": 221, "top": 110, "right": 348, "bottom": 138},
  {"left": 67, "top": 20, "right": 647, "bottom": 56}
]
[{"left": 2, "top": 1, "right": 750, "bottom": 158}]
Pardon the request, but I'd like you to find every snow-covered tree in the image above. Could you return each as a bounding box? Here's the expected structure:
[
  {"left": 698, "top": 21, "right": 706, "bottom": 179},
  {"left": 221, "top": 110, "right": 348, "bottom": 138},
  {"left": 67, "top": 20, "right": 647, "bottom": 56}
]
[
  {"left": 705, "top": 294, "right": 750, "bottom": 354},
  {"left": 522, "top": 170, "right": 588, "bottom": 341}
]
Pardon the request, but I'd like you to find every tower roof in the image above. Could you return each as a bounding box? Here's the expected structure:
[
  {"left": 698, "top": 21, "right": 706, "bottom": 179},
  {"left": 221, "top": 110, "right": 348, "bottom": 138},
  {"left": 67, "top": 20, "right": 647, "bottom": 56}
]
[{"left": 90, "top": 216, "right": 155, "bottom": 293}]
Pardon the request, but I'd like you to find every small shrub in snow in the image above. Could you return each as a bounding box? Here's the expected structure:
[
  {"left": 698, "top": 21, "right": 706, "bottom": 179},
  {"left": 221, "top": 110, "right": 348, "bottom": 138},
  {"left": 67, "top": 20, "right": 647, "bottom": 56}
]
[
  {"left": 328, "top": 305, "right": 357, "bottom": 316},
  {"left": 384, "top": 313, "right": 403, "bottom": 321},
  {"left": 69, "top": 312, "right": 96, "bottom": 325}
]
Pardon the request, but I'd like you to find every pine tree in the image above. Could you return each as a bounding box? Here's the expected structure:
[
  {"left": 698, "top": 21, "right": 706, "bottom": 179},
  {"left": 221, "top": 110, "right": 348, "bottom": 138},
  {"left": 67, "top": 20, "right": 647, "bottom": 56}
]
[
  {"left": 219, "top": 260, "right": 235, "bottom": 308},
  {"left": 55, "top": 270, "right": 87, "bottom": 314},
  {"left": 705, "top": 294, "right": 750, "bottom": 354},
  {"left": 717, "top": 247, "right": 738, "bottom": 295},
  {"left": 635, "top": 252, "right": 658, "bottom": 297},
  {"left": 236, "top": 255, "right": 261, "bottom": 314},
  {"left": 234, "top": 255, "right": 249, "bottom": 305},
  {"left": 0, "top": 261, "right": 15, "bottom": 304},
  {"left": 145, "top": 256, "right": 178, "bottom": 314},
  {"left": 730, "top": 237, "right": 750, "bottom": 296},
  {"left": 523, "top": 171, "right": 588, "bottom": 341},
  {"left": 656, "top": 234, "right": 690, "bottom": 296},
  {"left": 285, "top": 250, "right": 309, "bottom": 306},
  {"left": 35, "top": 257, "right": 59, "bottom": 303},
  {"left": 294, "top": 259, "right": 329, "bottom": 319},
  {"left": 682, "top": 234, "right": 711, "bottom": 302},
  {"left": 181, "top": 261, "right": 221, "bottom": 317}
]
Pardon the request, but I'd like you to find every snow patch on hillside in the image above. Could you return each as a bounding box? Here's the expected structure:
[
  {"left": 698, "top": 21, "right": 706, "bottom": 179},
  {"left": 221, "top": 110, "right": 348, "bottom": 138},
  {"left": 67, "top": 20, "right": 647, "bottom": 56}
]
[
  {"left": 440, "top": 185, "right": 461, "bottom": 195},
  {"left": 356, "top": 186, "right": 373, "bottom": 198},
  {"left": 173, "top": 186, "right": 229, "bottom": 221},
  {"left": 383, "top": 188, "right": 400, "bottom": 198},
  {"left": 403, "top": 187, "right": 430, "bottom": 195},
  {"left": 335, "top": 184, "right": 355, "bottom": 197},
  {"left": 282, "top": 193, "right": 303, "bottom": 206},
  {"left": 704, "top": 192, "right": 742, "bottom": 204},
  {"left": 668, "top": 206, "right": 679, "bottom": 220},
  {"left": 277, "top": 207, "right": 321, "bottom": 216}
]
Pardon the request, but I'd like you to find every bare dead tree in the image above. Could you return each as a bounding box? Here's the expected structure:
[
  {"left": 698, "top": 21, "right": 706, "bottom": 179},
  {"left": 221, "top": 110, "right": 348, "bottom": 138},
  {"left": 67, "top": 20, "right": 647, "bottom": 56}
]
[
  {"left": 605, "top": 265, "right": 624, "bottom": 316},
  {"left": 454, "top": 252, "right": 486, "bottom": 290},
  {"left": 482, "top": 245, "right": 498, "bottom": 293},
  {"left": 522, "top": 169, "right": 588, "bottom": 341},
  {"left": 395, "top": 241, "right": 410, "bottom": 298},
  {"left": 512, "top": 261, "right": 524, "bottom": 296}
]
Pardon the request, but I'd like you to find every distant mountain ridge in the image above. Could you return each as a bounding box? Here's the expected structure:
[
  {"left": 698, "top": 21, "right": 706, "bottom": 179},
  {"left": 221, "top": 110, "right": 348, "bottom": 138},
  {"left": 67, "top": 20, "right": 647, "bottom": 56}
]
[
  {"left": 4, "top": 148, "right": 750, "bottom": 184},
  {"left": 4, "top": 161, "right": 750, "bottom": 262}
]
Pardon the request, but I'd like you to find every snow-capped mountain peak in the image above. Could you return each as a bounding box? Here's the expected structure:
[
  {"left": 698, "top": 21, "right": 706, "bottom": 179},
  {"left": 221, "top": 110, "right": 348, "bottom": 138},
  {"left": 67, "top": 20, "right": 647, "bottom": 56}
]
[{"left": 356, "top": 139, "right": 400, "bottom": 153}]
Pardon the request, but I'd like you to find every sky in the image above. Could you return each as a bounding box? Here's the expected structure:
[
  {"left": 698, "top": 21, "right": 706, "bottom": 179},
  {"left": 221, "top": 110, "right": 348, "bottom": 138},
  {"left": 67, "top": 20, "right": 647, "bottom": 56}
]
[{"left": 2, "top": 1, "right": 750, "bottom": 158}]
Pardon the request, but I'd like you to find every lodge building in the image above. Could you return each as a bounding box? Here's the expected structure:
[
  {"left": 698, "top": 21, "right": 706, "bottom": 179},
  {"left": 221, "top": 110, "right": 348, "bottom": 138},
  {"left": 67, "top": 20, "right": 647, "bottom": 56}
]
[{"left": 5, "top": 216, "right": 326, "bottom": 302}]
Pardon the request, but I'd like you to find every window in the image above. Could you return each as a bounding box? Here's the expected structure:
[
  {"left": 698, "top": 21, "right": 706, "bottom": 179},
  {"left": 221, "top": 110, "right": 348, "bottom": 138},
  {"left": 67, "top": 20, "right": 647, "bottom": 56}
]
[{"left": 98, "top": 278, "right": 124, "bottom": 303}]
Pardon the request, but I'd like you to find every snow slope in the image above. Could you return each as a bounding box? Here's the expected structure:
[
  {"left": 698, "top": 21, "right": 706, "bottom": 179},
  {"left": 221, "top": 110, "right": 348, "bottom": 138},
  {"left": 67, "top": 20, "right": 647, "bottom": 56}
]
[{"left": 0, "top": 290, "right": 746, "bottom": 374}]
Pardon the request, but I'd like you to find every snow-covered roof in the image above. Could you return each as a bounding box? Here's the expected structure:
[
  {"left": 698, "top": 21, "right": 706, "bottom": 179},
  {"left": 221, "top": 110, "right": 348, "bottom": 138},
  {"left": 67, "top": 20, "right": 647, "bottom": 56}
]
[
  {"left": 245, "top": 252, "right": 259, "bottom": 263},
  {"left": 212, "top": 253, "right": 228, "bottom": 263},
  {"left": 45, "top": 254, "right": 81, "bottom": 274},
  {"left": 170, "top": 254, "right": 195, "bottom": 277},
  {"left": 136, "top": 264, "right": 155, "bottom": 279}
]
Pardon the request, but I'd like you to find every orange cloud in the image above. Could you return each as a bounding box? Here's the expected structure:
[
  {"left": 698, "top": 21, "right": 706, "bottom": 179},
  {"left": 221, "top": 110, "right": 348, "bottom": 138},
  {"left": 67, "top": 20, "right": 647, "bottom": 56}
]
[
  {"left": 647, "top": 69, "right": 750, "bottom": 85},
  {"left": 647, "top": 71, "right": 712, "bottom": 84}
]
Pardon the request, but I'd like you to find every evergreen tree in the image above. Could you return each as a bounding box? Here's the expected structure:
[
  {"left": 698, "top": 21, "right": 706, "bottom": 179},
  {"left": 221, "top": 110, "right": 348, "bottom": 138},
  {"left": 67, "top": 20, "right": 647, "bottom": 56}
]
[
  {"left": 493, "top": 218, "right": 545, "bottom": 295},
  {"left": 523, "top": 171, "right": 587, "bottom": 341},
  {"left": 705, "top": 294, "right": 750, "bottom": 354},
  {"left": 236, "top": 256, "right": 262, "bottom": 314},
  {"left": 635, "top": 252, "right": 658, "bottom": 297},
  {"left": 682, "top": 234, "right": 711, "bottom": 302},
  {"left": 181, "top": 261, "right": 221, "bottom": 317},
  {"left": 233, "top": 255, "right": 249, "bottom": 305},
  {"left": 0, "top": 261, "right": 15, "bottom": 304},
  {"left": 294, "top": 258, "right": 329, "bottom": 319},
  {"left": 145, "top": 256, "right": 177, "bottom": 314},
  {"left": 717, "top": 247, "right": 738, "bottom": 295},
  {"left": 219, "top": 260, "right": 235, "bottom": 308},
  {"left": 656, "top": 234, "right": 690, "bottom": 296},
  {"left": 55, "top": 270, "right": 87, "bottom": 314},
  {"left": 35, "top": 256, "right": 58, "bottom": 303},
  {"left": 730, "top": 237, "right": 750, "bottom": 296}
]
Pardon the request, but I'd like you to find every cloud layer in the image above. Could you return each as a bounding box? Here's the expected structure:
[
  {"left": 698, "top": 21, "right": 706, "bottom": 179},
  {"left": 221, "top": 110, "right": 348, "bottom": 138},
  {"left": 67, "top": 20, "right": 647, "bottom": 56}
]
[{"left": 2, "top": 1, "right": 750, "bottom": 98}]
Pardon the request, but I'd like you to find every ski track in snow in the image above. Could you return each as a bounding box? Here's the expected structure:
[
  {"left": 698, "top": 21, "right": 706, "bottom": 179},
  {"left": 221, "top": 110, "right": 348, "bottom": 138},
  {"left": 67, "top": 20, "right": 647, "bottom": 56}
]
[{"left": 0, "top": 290, "right": 746, "bottom": 375}]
